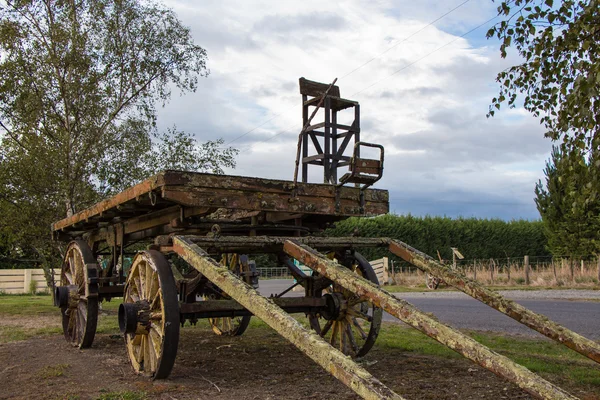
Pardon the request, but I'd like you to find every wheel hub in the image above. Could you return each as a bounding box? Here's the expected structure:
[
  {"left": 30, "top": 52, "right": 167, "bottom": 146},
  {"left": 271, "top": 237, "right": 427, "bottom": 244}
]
[
  {"left": 54, "top": 285, "right": 79, "bottom": 308},
  {"left": 320, "top": 292, "right": 347, "bottom": 321},
  {"left": 119, "top": 301, "right": 150, "bottom": 335}
]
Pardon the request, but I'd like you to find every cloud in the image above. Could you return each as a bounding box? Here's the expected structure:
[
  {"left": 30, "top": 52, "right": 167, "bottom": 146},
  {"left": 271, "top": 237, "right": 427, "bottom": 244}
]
[{"left": 160, "top": 0, "right": 550, "bottom": 220}]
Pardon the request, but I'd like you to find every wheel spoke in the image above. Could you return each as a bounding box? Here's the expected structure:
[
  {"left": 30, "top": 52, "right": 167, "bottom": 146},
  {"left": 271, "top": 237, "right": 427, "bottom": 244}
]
[
  {"left": 145, "top": 262, "right": 153, "bottom": 299},
  {"left": 150, "top": 321, "right": 164, "bottom": 339},
  {"left": 320, "top": 320, "right": 333, "bottom": 336},
  {"left": 347, "top": 307, "right": 372, "bottom": 321},
  {"left": 330, "top": 321, "right": 339, "bottom": 346},
  {"left": 138, "top": 262, "right": 146, "bottom": 299},
  {"left": 64, "top": 271, "right": 74, "bottom": 285},
  {"left": 346, "top": 321, "right": 360, "bottom": 354},
  {"left": 148, "top": 271, "right": 159, "bottom": 304},
  {"left": 339, "top": 321, "right": 345, "bottom": 352},
  {"left": 352, "top": 317, "right": 368, "bottom": 340},
  {"left": 148, "top": 329, "right": 162, "bottom": 370}
]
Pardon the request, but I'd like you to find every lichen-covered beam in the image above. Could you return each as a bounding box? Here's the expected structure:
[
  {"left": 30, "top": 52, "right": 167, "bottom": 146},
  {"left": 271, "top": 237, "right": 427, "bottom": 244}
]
[
  {"left": 284, "top": 240, "right": 577, "bottom": 400},
  {"left": 172, "top": 236, "right": 403, "bottom": 400},
  {"left": 388, "top": 239, "right": 600, "bottom": 365}
]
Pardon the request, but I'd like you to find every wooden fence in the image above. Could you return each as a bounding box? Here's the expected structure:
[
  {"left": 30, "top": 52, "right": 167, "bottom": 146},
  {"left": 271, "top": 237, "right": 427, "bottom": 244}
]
[
  {"left": 370, "top": 257, "right": 390, "bottom": 285},
  {"left": 0, "top": 269, "right": 60, "bottom": 294}
]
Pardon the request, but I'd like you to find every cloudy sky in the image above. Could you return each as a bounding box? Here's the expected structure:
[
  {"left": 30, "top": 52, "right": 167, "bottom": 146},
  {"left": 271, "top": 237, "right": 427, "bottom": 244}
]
[{"left": 159, "top": 0, "right": 552, "bottom": 220}]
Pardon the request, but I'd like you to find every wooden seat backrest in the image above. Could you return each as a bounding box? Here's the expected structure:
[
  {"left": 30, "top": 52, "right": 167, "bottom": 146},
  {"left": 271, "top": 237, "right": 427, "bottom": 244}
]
[{"left": 299, "top": 77, "right": 340, "bottom": 98}]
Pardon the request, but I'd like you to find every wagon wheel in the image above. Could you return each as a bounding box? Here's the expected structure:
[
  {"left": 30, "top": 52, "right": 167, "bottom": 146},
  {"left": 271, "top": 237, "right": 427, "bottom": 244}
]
[
  {"left": 120, "top": 250, "right": 179, "bottom": 379},
  {"left": 426, "top": 273, "right": 441, "bottom": 290},
  {"left": 59, "top": 240, "right": 99, "bottom": 348},
  {"left": 308, "top": 251, "right": 383, "bottom": 358},
  {"left": 205, "top": 253, "right": 252, "bottom": 336}
]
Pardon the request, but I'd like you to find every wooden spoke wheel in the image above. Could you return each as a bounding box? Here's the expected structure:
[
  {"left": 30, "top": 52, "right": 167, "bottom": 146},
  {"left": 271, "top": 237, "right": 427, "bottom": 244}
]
[
  {"left": 205, "top": 253, "right": 251, "bottom": 336},
  {"left": 59, "top": 240, "right": 99, "bottom": 348},
  {"left": 308, "top": 251, "right": 382, "bottom": 358},
  {"left": 426, "top": 273, "right": 441, "bottom": 290},
  {"left": 121, "top": 250, "right": 179, "bottom": 379}
]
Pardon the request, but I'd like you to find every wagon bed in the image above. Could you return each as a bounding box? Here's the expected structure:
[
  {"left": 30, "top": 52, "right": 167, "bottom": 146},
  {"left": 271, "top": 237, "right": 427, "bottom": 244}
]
[{"left": 52, "top": 170, "right": 389, "bottom": 239}]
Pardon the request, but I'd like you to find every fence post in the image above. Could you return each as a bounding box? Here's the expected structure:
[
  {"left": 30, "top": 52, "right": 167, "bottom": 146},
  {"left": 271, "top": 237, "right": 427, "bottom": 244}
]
[
  {"left": 597, "top": 257, "right": 600, "bottom": 283},
  {"left": 524, "top": 256, "right": 530, "bottom": 285},
  {"left": 570, "top": 258, "right": 575, "bottom": 282},
  {"left": 24, "top": 269, "right": 32, "bottom": 293},
  {"left": 507, "top": 257, "right": 511, "bottom": 281},
  {"left": 581, "top": 260, "right": 584, "bottom": 276},
  {"left": 490, "top": 258, "right": 494, "bottom": 283},
  {"left": 473, "top": 259, "right": 477, "bottom": 281},
  {"left": 552, "top": 258, "right": 557, "bottom": 280}
]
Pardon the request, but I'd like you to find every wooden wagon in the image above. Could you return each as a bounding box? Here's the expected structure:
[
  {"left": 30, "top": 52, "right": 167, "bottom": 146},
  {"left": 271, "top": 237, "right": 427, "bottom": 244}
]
[{"left": 50, "top": 79, "right": 598, "bottom": 400}]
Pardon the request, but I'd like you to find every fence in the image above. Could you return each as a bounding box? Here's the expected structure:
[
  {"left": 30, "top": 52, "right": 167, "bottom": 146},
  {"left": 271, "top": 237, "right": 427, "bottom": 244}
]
[
  {"left": 256, "top": 258, "right": 392, "bottom": 284},
  {"left": 392, "top": 256, "right": 600, "bottom": 287},
  {"left": 370, "top": 257, "right": 390, "bottom": 284},
  {"left": 0, "top": 269, "right": 60, "bottom": 294}
]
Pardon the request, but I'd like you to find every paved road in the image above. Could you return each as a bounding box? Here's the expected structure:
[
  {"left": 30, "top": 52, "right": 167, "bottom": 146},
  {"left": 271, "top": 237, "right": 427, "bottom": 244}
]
[{"left": 258, "top": 279, "right": 600, "bottom": 340}]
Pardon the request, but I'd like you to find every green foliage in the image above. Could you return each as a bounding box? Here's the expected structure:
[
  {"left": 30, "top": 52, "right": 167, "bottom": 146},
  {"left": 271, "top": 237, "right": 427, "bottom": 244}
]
[
  {"left": 535, "top": 146, "right": 600, "bottom": 257},
  {"left": 0, "top": 1, "right": 237, "bottom": 266},
  {"left": 487, "top": 0, "right": 599, "bottom": 152},
  {"left": 27, "top": 280, "right": 37, "bottom": 295},
  {"left": 96, "top": 391, "right": 146, "bottom": 400},
  {"left": 325, "top": 214, "right": 549, "bottom": 262}
]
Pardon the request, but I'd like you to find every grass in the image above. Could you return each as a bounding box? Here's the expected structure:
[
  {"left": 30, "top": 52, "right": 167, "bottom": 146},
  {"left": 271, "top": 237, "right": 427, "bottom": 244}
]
[
  {"left": 1, "top": 294, "right": 599, "bottom": 391},
  {"left": 377, "top": 322, "right": 600, "bottom": 387},
  {"left": 0, "top": 293, "right": 57, "bottom": 315},
  {"left": 0, "top": 294, "right": 121, "bottom": 343},
  {"left": 96, "top": 391, "right": 146, "bottom": 400},
  {"left": 39, "top": 363, "right": 70, "bottom": 378}
]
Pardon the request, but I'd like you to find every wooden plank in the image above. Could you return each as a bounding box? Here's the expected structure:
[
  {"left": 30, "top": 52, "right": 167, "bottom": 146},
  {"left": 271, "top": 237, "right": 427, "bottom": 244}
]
[
  {"left": 353, "top": 166, "right": 381, "bottom": 175},
  {"left": 353, "top": 159, "right": 381, "bottom": 168},
  {"left": 299, "top": 77, "right": 341, "bottom": 98},
  {"left": 161, "top": 188, "right": 388, "bottom": 217},
  {"left": 302, "top": 154, "right": 325, "bottom": 163},
  {"left": 306, "top": 122, "right": 325, "bottom": 131},
  {"left": 0, "top": 281, "right": 23, "bottom": 289},
  {"left": 52, "top": 170, "right": 389, "bottom": 233},
  {"left": 173, "top": 236, "right": 403, "bottom": 400},
  {"left": 286, "top": 241, "right": 578, "bottom": 400}
]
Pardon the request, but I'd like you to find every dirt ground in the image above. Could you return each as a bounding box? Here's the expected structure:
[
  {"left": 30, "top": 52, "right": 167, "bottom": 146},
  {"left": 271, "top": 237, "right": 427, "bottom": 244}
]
[{"left": 3, "top": 314, "right": 596, "bottom": 400}]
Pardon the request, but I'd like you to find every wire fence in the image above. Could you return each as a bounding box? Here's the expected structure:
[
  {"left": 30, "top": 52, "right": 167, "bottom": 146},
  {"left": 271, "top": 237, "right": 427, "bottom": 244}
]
[{"left": 391, "top": 256, "right": 600, "bottom": 287}]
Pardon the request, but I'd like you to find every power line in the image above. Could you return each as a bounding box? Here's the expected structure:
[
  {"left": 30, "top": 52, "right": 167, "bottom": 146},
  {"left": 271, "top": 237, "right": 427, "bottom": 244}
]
[
  {"left": 338, "top": 0, "right": 472, "bottom": 81},
  {"left": 239, "top": 14, "right": 499, "bottom": 153},
  {"left": 222, "top": 0, "right": 474, "bottom": 147}
]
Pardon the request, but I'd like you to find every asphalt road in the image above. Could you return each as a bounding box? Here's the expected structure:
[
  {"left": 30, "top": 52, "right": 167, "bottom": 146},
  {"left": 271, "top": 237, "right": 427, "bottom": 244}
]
[{"left": 258, "top": 279, "right": 600, "bottom": 340}]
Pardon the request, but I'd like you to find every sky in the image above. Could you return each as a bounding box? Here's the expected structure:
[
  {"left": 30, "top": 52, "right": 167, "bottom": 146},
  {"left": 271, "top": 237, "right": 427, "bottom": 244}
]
[{"left": 158, "top": 0, "right": 553, "bottom": 221}]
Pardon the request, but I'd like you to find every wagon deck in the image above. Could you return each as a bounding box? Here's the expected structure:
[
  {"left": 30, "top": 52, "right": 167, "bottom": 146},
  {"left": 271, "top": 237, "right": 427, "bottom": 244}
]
[{"left": 52, "top": 170, "right": 389, "bottom": 240}]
